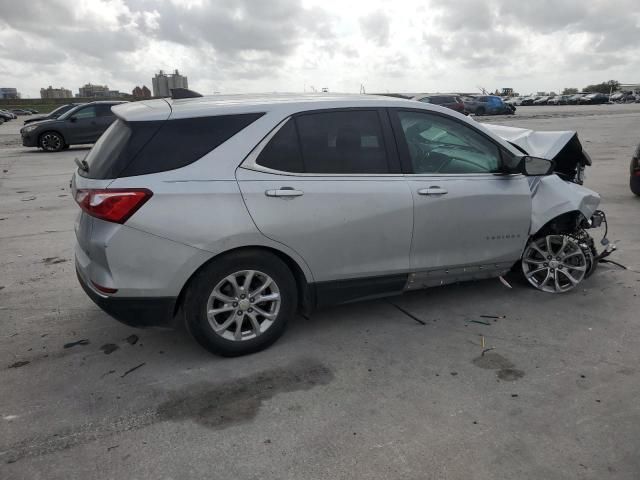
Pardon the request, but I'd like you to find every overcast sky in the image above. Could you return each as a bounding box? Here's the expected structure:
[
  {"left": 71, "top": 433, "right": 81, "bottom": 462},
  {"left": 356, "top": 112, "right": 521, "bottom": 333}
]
[{"left": 1, "top": 0, "right": 639, "bottom": 98}]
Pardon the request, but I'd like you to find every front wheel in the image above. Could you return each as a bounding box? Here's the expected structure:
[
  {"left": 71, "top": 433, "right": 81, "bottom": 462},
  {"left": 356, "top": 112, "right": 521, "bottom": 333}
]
[
  {"left": 39, "top": 131, "right": 65, "bottom": 152},
  {"left": 184, "top": 250, "right": 297, "bottom": 356},
  {"left": 521, "top": 235, "right": 588, "bottom": 293}
]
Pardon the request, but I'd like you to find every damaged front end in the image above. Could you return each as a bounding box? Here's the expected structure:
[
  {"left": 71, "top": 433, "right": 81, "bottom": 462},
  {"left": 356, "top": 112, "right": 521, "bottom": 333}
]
[
  {"left": 485, "top": 124, "right": 615, "bottom": 293},
  {"left": 485, "top": 124, "right": 591, "bottom": 185}
]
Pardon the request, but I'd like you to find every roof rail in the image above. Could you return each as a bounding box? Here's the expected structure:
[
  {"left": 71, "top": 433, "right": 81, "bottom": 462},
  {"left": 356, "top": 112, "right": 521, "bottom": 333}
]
[{"left": 170, "top": 88, "right": 203, "bottom": 99}]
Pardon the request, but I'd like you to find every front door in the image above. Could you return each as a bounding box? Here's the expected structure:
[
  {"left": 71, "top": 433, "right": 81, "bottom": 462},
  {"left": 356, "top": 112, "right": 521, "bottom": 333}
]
[
  {"left": 65, "top": 105, "right": 102, "bottom": 144},
  {"left": 236, "top": 109, "right": 413, "bottom": 284},
  {"left": 390, "top": 108, "right": 531, "bottom": 276}
]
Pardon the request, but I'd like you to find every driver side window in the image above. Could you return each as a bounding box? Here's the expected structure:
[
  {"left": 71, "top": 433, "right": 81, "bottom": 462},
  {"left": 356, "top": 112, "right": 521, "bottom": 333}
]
[
  {"left": 397, "top": 110, "right": 501, "bottom": 174},
  {"left": 73, "top": 106, "right": 97, "bottom": 119}
]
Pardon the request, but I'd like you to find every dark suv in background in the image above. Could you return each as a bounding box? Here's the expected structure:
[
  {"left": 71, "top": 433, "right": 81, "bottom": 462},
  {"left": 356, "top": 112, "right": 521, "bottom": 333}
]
[
  {"left": 20, "top": 101, "right": 126, "bottom": 151},
  {"left": 412, "top": 94, "right": 466, "bottom": 114},
  {"left": 24, "top": 103, "right": 85, "bottom": 125}
]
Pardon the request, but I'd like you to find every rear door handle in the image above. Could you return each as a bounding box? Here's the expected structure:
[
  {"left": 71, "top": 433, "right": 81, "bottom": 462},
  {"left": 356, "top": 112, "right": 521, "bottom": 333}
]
[
  {"left": 265, "top": 187, "right": 304, "bottom": 198},
  {"left": 418, "top": 186, "right": 448, "bottom": 196}
]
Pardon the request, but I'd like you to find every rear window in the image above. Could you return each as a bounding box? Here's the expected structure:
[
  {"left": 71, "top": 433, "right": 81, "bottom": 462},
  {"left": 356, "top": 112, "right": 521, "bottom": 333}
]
[{"left": 81, "top": 113, "right": 264, "bottom": 179}]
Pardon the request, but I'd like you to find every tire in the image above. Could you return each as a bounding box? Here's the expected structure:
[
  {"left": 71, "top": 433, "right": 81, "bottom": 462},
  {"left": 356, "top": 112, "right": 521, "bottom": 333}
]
[
  {"left": 521, "top": 235, "right": 587, "bottom": 293},
  {"left": 39, "top": 131, "right": 65, "bottom": 152},
  {"left": 476, "top": 107, "right": 486, "bottom": 116},
  {"left": 62, "top": 144, "right": 70, "bottom": 150},
  {"left": 184, "top": 250, "right": 297, "bottom": 356},
  {"left": 630, "top": 176, "right": 640, "bottom": 196}
]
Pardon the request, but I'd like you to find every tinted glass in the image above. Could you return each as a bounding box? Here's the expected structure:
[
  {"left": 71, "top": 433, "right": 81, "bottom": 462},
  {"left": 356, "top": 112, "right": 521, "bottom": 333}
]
[
  {"left": 74, "top": 106, "right": 97, "bottom": 119},
  {"left": 397, "top": 110, "right": 501, "bottom": 174},
  {"left": 295, "top": 110, "right": 389, "bottom": 174},
  {"left": 96, "top": 104, "right": 115, "bottom": 117},
  {"left": 82, "top": 113, "right": 264, "bottom": 179},
  {"left": 256, "top": 119, "right": 304, "bottom": 172}
]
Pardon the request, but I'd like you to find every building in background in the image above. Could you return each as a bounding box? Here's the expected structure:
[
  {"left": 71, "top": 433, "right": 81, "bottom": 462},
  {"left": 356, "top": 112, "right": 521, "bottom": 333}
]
[
  {"left": 152, "top": 70, "right": 188, "bottom": 97},
  {"left": 0, "top": 87, "right": 20, "bottom": 99},
  {"left": 40, "top": 86, "right": 72, "bottom": 99},
  {"left": 132, "top": 85, "right": 152, "bottom": 98},
  {"left": 78, "top": 83, "right": 110, "bottom": 97}
]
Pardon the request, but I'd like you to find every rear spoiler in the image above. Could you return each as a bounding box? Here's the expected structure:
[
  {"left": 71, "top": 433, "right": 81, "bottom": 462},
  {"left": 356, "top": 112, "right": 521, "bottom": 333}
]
[{"left": 170, "top": 88, "right": 203, "bottom": 99}]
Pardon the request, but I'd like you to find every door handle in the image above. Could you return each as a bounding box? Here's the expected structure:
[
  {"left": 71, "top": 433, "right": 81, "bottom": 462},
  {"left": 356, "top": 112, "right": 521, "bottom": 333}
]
[
  {"left": 265, "top": 187, "right": 304, "bottom": 198},
  {"left": 418, "top": 186, "right": 448, "bottom": 196}
]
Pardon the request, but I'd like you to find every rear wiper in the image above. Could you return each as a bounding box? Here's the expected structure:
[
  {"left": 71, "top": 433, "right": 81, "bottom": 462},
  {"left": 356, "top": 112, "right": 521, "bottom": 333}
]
[{"left": 74, "top": 157, "right": 89, "bottom": 173}]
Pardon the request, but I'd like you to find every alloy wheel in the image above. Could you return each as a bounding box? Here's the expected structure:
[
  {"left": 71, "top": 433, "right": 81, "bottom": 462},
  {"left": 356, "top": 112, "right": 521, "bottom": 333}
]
[
  {"left": 522, "top": 235, "right": 587, "bottom": 293},
  {"left": 206, "top": 270, "right": 281, "bottom": 341},
  {"left": 41, "top": 133, "right": 62, "bottom": 151}
]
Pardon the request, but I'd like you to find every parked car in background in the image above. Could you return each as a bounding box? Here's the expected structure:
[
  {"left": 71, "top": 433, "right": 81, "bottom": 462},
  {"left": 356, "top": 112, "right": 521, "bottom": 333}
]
[
  {"left": 24, "top": 108, "right": 39, "bottom": 114},
  {"left": 0, "top": 109, "right": 16, "bottom": 121},
  {"left": 20, "top": 101, "right": 127, "bottom": 152},
  {"left": 412, "top": 94, "right": 466, "bottom": 114},
  {"left": 631, "top": 142, "right": 640, "bottom": 196},
  {"left": 567, "top": 94, "right": 585, "bottom": 105},
  {"left": 548, "top": 95, "right": 570, "bottom": 105},
  {"left": 24, "top": 103, "right": 85, "bottom": 125},
  {"left": 520, "top": 97, "right": 536, "bottom": 106},
  {"left": 71, "top": 93, "right": 608, "bottom": 356},
  {"left": 506, "top": 97, "right": 525, "bottom": 106},
  {"left": 533, "top": 96, "right": 552, "bottom": 105},
  {"left": 11, "top": 109, "right": 33, "bottom": 116},
  {"left": 579, "top": 93, "right": 609, "bottom": 104},
  {"left": 462, "top": 95, "right": 513, "bottom": 115}
]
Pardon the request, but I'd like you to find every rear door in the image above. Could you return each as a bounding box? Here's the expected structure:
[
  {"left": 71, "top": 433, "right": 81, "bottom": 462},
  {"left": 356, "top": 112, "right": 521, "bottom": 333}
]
[
  {"left": 236, "top": 109, "right": 414, "bottom": 283},
  {"left": 389, "top": 108, "right": 531, "bottom": 273},
  {"left": 91, "top": 104, "right": 118, "bottom": 141}
]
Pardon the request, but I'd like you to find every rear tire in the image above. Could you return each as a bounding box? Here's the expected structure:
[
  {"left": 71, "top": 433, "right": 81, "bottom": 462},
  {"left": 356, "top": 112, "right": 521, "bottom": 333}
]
[
  {"left": 184, "top": 250, "right": 297, "bottom": 356},
  {"left": 39, "top": 131, "right": 65, "bottom": 152},
  {"left": 475, "top": 107, "right": 486, "bottom": 116}
]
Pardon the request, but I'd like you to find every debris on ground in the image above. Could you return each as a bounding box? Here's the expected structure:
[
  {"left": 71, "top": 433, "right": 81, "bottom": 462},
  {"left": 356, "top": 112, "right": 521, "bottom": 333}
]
[
  {"left": 101, "top": 370, "right": 116, "bottom": 378},
  {"left": 125, "top": 334, "right": 139, "bottom": 345},
  {"left": 481, "top": 347, "right": 495, "bottom": 356},
  {"left": 100, "top": 344, "right": 119, "bottom": 355},
  {"left": 8, "top": 361, "right": 30, "bottom": 369},
  {"left": 107, "top": 445, "right": 119, "bottom": 451},
  {"left": 480, "top": 315, "right": 506, "bottom": 320},
  {"left": 499, "top": 276, "right": 513, "bottom": 288},
  {"left": 20, "top": 196, "right": 36, "bottom": 201},
  {"left": 387, "top": 301, "right": 427, "bottom": 325},
  {"left": 63, "top": 339, "right": 90, "bottom": 349},
  {"left": 470, "top": 319, "right": 491, "bottom": 326},
  {"left": 42, "top": 257, "right": 67, "bottom": 265},
  {"left": 121, "top": 362, "right": 146, "bottom": 378}
]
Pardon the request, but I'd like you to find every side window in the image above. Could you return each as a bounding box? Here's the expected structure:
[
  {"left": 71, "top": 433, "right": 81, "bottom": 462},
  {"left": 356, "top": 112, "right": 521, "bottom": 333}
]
[
  {"left": 95, "top": 104, "right": 114, "bottom": 117},
  {"left": 397, "top": 110, "right": 502, "bottom": 174},
  {"left": 73, "top": 106, "right": 97, "bottom": 119},
  {"left": 255, "top": 119, "right": 304, "bottom": 173},
  {"left": 295, "top": 110, "right": 389, "bottom": 174}
]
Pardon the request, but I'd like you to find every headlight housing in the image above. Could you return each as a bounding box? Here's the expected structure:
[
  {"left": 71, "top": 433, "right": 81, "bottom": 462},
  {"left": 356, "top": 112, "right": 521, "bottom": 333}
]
[{"left": 21, "top": 125, "right": 38, "bottom": 134}]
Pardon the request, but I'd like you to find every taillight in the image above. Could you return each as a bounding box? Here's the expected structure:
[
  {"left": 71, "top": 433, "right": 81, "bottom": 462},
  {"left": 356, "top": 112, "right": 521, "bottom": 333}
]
[{"left": 74, "top": 188, "right": 152, "bottom": 224}]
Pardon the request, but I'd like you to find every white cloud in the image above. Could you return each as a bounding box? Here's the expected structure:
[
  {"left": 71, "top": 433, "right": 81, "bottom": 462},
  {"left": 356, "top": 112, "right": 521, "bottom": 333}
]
[{"left": 0, "top": 0, "right": 638, "bottom": 98}]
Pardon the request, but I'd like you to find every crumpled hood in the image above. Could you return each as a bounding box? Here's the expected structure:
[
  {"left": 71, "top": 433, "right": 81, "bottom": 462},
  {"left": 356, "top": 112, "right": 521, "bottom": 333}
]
[{"left": 483, "top": 124, "right": 576, "bottom": 159}]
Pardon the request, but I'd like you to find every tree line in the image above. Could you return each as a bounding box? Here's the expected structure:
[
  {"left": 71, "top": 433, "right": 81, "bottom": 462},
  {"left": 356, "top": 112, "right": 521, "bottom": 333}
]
[{"left": 562, "top": 80, "right": 621, "bottom": 95}]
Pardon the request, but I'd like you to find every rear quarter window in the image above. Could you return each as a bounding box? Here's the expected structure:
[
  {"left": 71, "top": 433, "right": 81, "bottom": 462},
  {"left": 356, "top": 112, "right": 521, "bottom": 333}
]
[{"left": 82, "top": 113, "right": 264, "bottom": 179}]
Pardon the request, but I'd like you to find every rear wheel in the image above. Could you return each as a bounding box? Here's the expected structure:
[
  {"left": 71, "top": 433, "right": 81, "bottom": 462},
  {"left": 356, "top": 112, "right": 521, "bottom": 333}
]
[
  {"left": 476, "top": 107, "right": 486, "bottom": 116},
  {"left": 521, "top": 235, "right": 587, "bottom": 293},
  {"left": 184, "top": 250, "right": 297, "bottom": 356},
  {"left": 39, "top": 131, "right": 65, "bottom": 152}
]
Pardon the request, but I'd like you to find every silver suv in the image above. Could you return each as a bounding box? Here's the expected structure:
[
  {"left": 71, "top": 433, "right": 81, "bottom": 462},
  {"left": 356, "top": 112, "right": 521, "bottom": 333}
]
[{"left": 72, "top": 94, "right": 609, "bottom": 356}]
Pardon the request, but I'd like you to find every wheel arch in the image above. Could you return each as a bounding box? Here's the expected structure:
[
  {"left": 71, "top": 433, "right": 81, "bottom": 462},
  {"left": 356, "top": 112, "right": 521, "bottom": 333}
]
[
  {"left": 531, "top": 210, "right": 586, "bottom": 238},
  {"left": 173, "top": 245, "right": 314, "bottom": 320}
]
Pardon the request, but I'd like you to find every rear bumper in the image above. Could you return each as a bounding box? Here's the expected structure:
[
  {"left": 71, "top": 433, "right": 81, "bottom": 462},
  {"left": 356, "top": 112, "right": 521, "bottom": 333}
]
[
  {"left": 631, "top": 175, "right": 640, "bottom": 195},
  {"left": 76, "top": 266, "right": 177, "bottom": 328}
]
